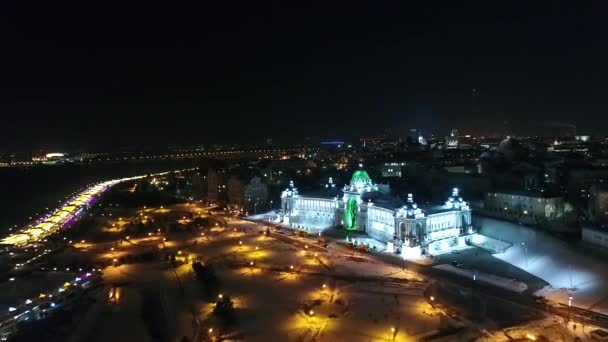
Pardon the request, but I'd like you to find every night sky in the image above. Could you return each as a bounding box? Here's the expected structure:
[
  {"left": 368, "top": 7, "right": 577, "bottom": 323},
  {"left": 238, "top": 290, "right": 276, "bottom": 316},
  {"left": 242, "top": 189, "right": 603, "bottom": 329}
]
[{"left": 2, "top": 2, "right": 608, "bottom": 150}]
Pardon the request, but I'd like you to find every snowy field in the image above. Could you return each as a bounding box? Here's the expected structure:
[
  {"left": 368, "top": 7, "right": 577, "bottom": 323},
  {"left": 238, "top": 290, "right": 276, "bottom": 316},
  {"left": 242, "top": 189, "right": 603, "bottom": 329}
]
[
  {"left": 479, "top": 217, "right": 608, "bottom": 314},
  {"left": 434, "top": 264, "right": 528, "bottom": 293}
]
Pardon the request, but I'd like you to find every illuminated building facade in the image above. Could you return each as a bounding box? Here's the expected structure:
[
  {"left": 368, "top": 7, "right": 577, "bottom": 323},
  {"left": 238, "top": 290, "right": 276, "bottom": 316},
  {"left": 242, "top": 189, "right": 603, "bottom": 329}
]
[
  {"left": 483, "top": 191, "right": 569, "bottom": 223},
  {"left": 280, "top": 169, "right": 474, "bottom": 256},
  {"left": 445, "top": 129, "right": 459, "bottom": 149}
]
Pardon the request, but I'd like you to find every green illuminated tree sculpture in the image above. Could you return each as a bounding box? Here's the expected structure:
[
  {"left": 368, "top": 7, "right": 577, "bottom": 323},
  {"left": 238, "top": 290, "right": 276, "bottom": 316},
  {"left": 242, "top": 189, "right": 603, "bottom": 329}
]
[{"left": 344, "top": 196, "right": 358, "bottom": 230}]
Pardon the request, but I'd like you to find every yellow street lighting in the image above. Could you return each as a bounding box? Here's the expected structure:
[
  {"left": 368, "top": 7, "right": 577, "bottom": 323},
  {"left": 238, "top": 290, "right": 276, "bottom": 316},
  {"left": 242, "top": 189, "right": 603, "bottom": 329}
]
[
  {"left": 178, "top": 250, "right": 182, "bottom": 255},
  {"left": 250, "top": 261, "right": 254, "bottom": 266},
  {"left": 309, "top": 310, "right": 314, "bottom": 316},
  {"left": 255, "top": 246, "right": 259, "bottom": 250},
  {"left": 290, "top": 265, "right": 294, "bottom": 270},
  {"left": 218, "top": 294, "right": 223, "bottom": 299},
  {"left": 208, "top": 328, "right": 213, "bottom": 333},
  {"left": 322, "top": 284, "right": 326, "bottom": 289},
  {"left": 304, "top": 245, "right": 308, "bottom": 249},
  {"left": 110, "top": 247, "right": 115, "bottom": 251},
  {"left": 526, "top": 333, "right": 536, "bottom": 341},
  {"left": 239, "top": 241, "right": 243, "bottom": 245}
]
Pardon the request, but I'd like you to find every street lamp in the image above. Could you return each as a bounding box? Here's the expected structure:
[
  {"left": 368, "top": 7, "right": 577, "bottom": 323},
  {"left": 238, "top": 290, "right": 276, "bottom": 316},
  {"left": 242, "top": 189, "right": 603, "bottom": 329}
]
[
  {"left": 522, "top": 242, "right": 528, "bottom": 268},
  {"left": 568, "top": 295, "right": 573, "bottom": 324}
]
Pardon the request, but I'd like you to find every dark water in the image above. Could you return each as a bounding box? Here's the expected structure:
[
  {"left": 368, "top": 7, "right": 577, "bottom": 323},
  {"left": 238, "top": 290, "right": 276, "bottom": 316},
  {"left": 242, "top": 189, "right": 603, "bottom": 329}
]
[{"left": 0, "top": 160, "right": 201, "bottom": 232}]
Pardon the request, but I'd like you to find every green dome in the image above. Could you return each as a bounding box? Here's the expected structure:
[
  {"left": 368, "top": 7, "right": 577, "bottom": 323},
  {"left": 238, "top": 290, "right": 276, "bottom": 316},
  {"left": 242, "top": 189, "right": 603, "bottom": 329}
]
[{"left": 350, "top": 170, "right": 371, "bottom": 186}]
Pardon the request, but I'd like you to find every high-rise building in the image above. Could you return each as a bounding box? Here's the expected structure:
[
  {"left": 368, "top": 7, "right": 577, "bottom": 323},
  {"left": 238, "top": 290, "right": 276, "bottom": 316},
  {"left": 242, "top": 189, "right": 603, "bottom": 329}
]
[
  {"left": 191, "top": 173, "right": 204, "bottom": 200},
  {"left": 207, "top": 168, "right": 227, "bottom": 204},
  {"left": 445, "top": 129, "right": 459, "bottom": 149}
]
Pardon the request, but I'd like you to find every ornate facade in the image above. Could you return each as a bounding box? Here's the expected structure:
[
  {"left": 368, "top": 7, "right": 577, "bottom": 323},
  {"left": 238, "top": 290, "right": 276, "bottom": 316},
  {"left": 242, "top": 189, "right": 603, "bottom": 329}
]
[{"left": 281, "top": 170, "right": 474, "bottom": 256}]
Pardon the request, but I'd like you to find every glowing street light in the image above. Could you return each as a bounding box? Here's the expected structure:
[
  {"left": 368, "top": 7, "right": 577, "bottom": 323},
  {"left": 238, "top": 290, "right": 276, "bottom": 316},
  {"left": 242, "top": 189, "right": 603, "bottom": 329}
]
[
  {"left": 218, "top": 294, "right": 223, "bottom": 299},
  {"left": 568, "top": 295, "right": 573, "bottom": 323}
]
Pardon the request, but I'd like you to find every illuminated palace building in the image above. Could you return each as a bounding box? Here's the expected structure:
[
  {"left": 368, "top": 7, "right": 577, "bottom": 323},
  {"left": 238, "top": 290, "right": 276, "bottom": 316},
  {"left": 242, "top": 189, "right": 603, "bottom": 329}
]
[{"left": 281, "top": 169, "right": 474, "bottom": 257}]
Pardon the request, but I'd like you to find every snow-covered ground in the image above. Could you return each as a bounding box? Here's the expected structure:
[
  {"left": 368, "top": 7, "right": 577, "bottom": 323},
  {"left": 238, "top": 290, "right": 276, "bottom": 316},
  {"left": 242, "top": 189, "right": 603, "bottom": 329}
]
[
  {"left": 434, "top": 264, "right": 528, "bottom": 293},
  {"left": 249, "top": 213, "right": 608, "bottom": 314},
  {"left": 479, "top": 217, "right": 608, "bottom": 314}
]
